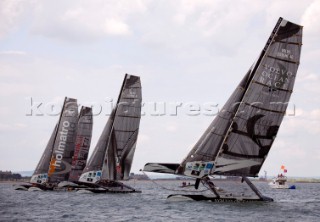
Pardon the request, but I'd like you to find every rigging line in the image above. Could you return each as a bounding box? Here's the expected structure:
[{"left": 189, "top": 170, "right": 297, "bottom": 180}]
[{"left": 141, "top": 171, "right": 209, "bottom": 193}]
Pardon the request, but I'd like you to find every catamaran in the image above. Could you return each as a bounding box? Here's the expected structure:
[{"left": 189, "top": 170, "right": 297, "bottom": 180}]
[
  {"left": 15, "top": 98, "right": 93, "bottom": 191},
  {"left": 76, "top": 74, "right": 142, "bottom": 193},
  {"left": 143, "top": 17, "right": 303, "bottom": 202}
]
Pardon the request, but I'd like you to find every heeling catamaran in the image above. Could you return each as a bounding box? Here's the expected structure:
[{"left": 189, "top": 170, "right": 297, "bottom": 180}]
[
  {"left": 16, "top": 98, "right": 93, "bottom": 191},
  {"left": 143, "top": 17, "right": 303, "bottom": 202},
  {"left": 77, "top": 74, "right": 142, "bottom": 193},
  {"left": 27, "top": 97, "right": 78, "bottom": 191},
  {"left": 45, "top": 97, "right": 79, "bottom": 186}
]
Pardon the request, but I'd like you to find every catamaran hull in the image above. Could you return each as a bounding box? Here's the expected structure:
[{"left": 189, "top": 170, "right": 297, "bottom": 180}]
[
  {"left": 14, "top": 185, "right": 30, "bottom": 191},
  {"left": 76, "top": 188, "right": 141, "bottom": 194},
  {"left": 167, "top": 194, "right": 273, "bottom": 202}
]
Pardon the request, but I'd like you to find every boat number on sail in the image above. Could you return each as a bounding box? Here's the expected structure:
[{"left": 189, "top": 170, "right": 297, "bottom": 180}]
[{"left": 277, "top": 48, "right": 294, "bottom": 60}]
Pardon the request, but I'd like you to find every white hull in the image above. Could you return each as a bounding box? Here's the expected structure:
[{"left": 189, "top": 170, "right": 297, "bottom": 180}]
[
  {"left": 269, "top": 175, "right": 289, "bottom": 189},
  {"left": 28, "top": 187, "right": 44, "bottom": 192},
  {"left": 269, "top": 183, "right": 289, "bottom": 189}
]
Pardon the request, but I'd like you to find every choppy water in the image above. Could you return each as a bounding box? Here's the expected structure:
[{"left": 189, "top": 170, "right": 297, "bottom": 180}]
[{"left": 1, "top": 180, "right": 320, "bottom": 221}]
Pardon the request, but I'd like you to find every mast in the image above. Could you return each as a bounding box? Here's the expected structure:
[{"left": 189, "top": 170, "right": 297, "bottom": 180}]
[
  {"left": 48, "top": 97, "right": 78, "bottom": 183},
  {"left": 213, "top": 18, "right": 303, "bottom": 176},
  {"left": 81, "top": 74, "right": 142, "bottom": 182},
  {"left": 81, "top": 75, "right": 128, "bottom": 176},
  {"left": 177, "top": 18, "right": 302, "bottom": 177},
  {"left": 101, "top": 74, "right": 142, "bottom": 180}
]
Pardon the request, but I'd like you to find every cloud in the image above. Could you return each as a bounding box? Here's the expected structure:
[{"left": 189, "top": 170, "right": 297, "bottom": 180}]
[
  {"left": 0, "top": 0, "right": 28, "bottom": 38},
  {"left": 0, "top": 82, "right": 34, "bottom": 96},
  {"left": 0, "top": 50, "right": 26, "bottom": 56},
  {"left": 104, "top": 18, "right": 130, "bottom": 36},
  {"left": 301, "top": 0, "right": 320, "bottom": 43},
  {"left": 30, "top": 0, "right": 148, "bottom": 42},
  {"left": 0, "top": 123, "right": 27, "bottom": 132},
  {"left": 282, "top": 108, "right": 320, "bottom": 135}
]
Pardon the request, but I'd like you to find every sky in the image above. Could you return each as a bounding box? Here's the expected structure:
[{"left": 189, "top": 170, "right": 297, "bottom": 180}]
[{"left": 0, "top": 0, "right": 319, "bottom": 178}]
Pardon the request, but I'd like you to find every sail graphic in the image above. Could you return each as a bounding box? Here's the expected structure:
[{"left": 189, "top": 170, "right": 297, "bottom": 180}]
[
  {"left": 81, "top": 74, "right": 142, "bottom": 183},
  {"left": 144, "top": 18, "right": 302, "bottom": 180},
  {"left": 30, "top": 124, "right": 58, "bottom": 184},
  {"left": 142, "top": 17, "right": 301, "bottom": 202},
  {"left": 213, "top": 18, "right": 302, "bottom": 176},
  {"left": 68, "top": 107, "right": 93, "bottom": 182},
  {"left": 48, "top": 97, "right": 78, "bottom": 183}
]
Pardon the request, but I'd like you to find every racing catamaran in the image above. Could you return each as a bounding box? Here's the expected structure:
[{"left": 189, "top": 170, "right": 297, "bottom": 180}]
[
  {"left": 15, "top": 98, "right": 93, "bottom": 191},
  {"left": 77, "top": 74, "right": 142, "bottom": 193},
  {"left": 143, "top": 17, "right": 303, "bottom": 202}
]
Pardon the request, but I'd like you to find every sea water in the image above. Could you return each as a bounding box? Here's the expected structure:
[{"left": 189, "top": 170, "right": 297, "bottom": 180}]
[{"left": 0, "top": 180, "right": 319, "bottom": 221}]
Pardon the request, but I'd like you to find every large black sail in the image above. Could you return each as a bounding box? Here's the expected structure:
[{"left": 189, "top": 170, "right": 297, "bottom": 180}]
[
  {"left": 68, "top": 107, "right": 93, "bottom": 182},
  {"left": 102, "top": 74, "right": 142, "bottom": 180},
  {"left": 81, "top": 74, "right": 142, "bottom": 182},
  {"left": 213, "top": 18, "right": 303, "bottom": 176},
  {"left": 48, "top": 97, "right": 78, "bottom": 183},
  {"left": 178, "top": 18, "right": 302, "bottom": 176},
  {"left": 30, "top": 124, "right": 58, "bottom": 184}
]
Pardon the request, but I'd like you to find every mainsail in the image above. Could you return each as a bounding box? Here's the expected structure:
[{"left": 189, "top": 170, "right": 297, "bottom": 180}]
[
  {"left": 48, "top": 97, "right": 78, "bottom": 183},
  {"left": 30, "top": 124, "right": 58, "bottom": 184},
  {"left": 68, "top": 107, "right": 93, "bottom": 182},
  {"left": 179, "top": 18, "right": 303, "bottom": 177},
  {"left": 81, "top": 74, "right": 142, "bottom": 183},
  {"left": 144, "top": 18, "right": 302, "bottom": 180}
]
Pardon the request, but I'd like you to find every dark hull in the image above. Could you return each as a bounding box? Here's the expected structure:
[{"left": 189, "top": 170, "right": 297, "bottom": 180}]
[
  {"left": 78, "top": 188, "right": 141, "bottom": 194},
  {"left": 167, "top": 194, "right": 273, "bottom": 202},
  {"left": 75, "top": 180, "right": 141, "bottom": 193}
]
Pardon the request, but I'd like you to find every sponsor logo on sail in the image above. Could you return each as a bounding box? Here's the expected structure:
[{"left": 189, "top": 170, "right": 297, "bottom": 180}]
[{"left": 48, "top": 121, "right": 72, "bottom": 176}]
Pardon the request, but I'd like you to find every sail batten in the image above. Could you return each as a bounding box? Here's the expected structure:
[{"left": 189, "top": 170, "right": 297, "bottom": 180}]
[
  {"left": 176, "top": 18, "right": 302, "bottom": 178},
  {"left": 214, "top": 18, "right": 302, "bottom": 176},
  {"left": 102, "top": 75, "right": 142, "bottom": 180},
  {"left": 81, "top": 74, "right": 142, "bottom": 183}
]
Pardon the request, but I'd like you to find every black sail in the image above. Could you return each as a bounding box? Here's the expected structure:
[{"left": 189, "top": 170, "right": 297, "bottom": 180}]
[
  {"left": 31, "top": 124, "right": 58, "bottom": 178},
  {"left": 82, "top": 74, "right": 142, "bottom": 181},
  {"left": 176, "top": 18, "right": 302, "bottom": 178},
  {"left": 48, "top": 97, "right": 78, "bottom": 183},
  {"left": 214, "top": 18, "right": 303, "bottom": 176},
  {"left": 68, "top": 107, "right": 93, "bottom": 182},
  {"left": 102, "top": 74, "right": 142, "bottom": 180}
]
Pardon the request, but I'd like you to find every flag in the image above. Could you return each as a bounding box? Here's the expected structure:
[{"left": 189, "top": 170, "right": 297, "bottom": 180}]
[{"left": 281, "top": 165, "right": 285, "bottom": 170}]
